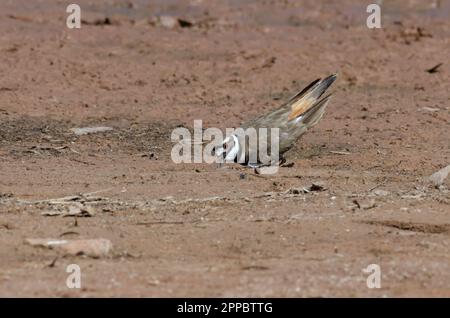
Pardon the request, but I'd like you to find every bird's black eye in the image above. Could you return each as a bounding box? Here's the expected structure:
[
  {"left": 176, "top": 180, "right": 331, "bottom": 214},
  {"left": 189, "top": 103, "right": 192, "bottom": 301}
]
[{"left": 223, "top": 143, "right": 227, "bottom": 150}]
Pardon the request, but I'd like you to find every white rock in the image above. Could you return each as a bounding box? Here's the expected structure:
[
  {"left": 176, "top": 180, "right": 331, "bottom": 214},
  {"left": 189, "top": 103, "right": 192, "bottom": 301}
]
[
  {"left": 26, "top": 238, "right": 112, "bottom": 258},
  {"left": 428, "top": 164, "right": 450, "bottom": 187},
  {"left": 70, "top": 126, "right": 113, "bottom": 136}
]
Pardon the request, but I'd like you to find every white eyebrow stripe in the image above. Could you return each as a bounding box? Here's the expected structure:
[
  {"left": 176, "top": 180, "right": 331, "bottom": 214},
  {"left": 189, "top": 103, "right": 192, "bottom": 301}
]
[{"left": 225, "top": 134, "right": 239, "bottom": 162}]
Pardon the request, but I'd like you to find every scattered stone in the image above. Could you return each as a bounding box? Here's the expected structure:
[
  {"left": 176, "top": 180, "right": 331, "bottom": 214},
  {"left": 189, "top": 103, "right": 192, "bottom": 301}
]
[
  {"left": 287, "top": 188, "right": 303, "bottom": 195},
  {"left": 0, "top": 192, "right": 14, "bottom": 200},
  {"left": 60, "top": 239, "right": 112, "bottom": 257},
  {"left": 352, "top": 198, "right": 376, "bottom": 210},
  {"left": 25, "top": 238, "right": 112, "bottom": 258},
  {"left": 81, "top": 13, "right": 124, "bottom": 26},
  {"left": 420, "top": 106, "right": 440, "bottom": 112},
  {"left": 428, "top": 164, "right": 450, "bottom": 188},
  {"left": 372, "top": 189, "right": 390, "bottom": 196},
  {"left": 400, "top": 26, "right": 432, "bottom": 42},
  {"left": 254, "top": 166, "right": 279, "bottom": 175},
  {"left": 261, "top": 56, "right": 276, "bottom": 68},
  {"left": 139, "top": 152, "right": 158, "bottom": 160},
  {"left": 156, "top": 16, "right": 194, "bottom": 29},
  {"left": 285, "top": 182, "right": 327, "bottom": 195},
  {"left": 65, "top": 205, "right": 96, "bottom": 217},
  {"left": 70, "top": 126, "right": 113, "bottom": 136},
  {"left": 306, "top": 182, "right": 327, "bottom": 192},
  {"left": 81, "top": 12, "right": 108, "bottom": 25},
  {"left": 41, "top": 210, "right": 63, "bottom": 216},
  {"left": 330, "top": 150, "right": 352, "bottom": 155},
  {"left": 178, "top": 18, "right": 194, "bottom": 28},
  {"left": 158, "top": 15, "right": 178, "bottom": 28},
  {"left": 40, "top": 205, "right": 96, "bottom": 217},
  {"left": 1, "top": 223, "right": 14, "bottom": 230},
  {"left": 26, "top": 238, "right": 68, "bottom": 249}
]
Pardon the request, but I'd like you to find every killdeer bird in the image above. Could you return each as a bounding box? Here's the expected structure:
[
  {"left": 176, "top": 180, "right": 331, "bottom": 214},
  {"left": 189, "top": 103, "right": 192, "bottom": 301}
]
[{"left": 215, "top": 74, "right": 337, "bottom": 168}]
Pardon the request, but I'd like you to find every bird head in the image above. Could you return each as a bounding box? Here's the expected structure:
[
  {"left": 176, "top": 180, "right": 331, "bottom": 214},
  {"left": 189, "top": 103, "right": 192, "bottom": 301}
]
[{"left": 214, "top": 134, "right": 240, "bottom": 162}]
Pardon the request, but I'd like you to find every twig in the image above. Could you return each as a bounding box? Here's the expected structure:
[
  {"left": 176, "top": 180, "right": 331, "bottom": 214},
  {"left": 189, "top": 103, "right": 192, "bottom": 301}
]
[
  {"left": 330, "top": 150, "right": 352, "bottom": 155},
  {"left": 367, "top": 179, "right": 388, "bottom": 192},
  {"left": 136, "top": 221, "right": 185, "bottom": 226}
]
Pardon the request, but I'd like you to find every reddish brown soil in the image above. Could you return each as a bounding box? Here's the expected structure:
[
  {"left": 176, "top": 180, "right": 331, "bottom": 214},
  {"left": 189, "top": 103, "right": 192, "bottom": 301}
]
[{"left": 0, "top": 0, "right": 449, "bottom": 297}]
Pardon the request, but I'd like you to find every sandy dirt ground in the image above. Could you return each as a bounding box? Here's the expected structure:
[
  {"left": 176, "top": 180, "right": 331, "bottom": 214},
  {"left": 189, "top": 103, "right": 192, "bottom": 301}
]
[{"left": 0, "top": 0, "right": 449, "bottom": 297}]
